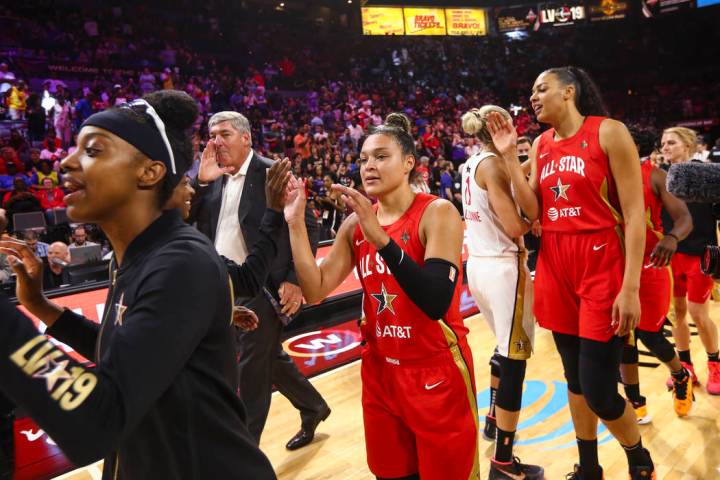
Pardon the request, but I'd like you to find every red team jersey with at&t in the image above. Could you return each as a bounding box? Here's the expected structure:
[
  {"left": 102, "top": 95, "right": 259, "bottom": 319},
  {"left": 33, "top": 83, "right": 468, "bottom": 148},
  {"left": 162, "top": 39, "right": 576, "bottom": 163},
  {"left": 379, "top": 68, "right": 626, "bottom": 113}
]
[
  {"left": 353, "top": 193, "right": 468, "bottom": 361},
  {"left": 641, "top": 160, "right": 664, "bottom": 259},
  {"left": 536, "top": 116, "right": 623, "bottom": 232}
]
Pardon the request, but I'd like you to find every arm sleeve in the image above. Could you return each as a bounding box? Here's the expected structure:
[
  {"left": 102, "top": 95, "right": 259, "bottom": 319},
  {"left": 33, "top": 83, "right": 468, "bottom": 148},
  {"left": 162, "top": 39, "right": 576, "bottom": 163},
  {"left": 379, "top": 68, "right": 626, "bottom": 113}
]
[
  {"left": 46, "top": 309, "right": 100, "bottom": 361},
  {"left": 0, "top": 252, "right": 222, "bottom": 465},
  {"left": 377, "top": 239, "right": 459, "bottom": 320},
  {"left": 225, "top": 208, "right": 283, "bottom": 298}
]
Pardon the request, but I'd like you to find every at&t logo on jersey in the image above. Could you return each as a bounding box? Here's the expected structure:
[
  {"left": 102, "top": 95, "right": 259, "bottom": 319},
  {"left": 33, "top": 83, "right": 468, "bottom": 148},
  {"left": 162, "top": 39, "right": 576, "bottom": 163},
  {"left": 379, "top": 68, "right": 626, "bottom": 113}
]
[
  {"left": 547, "top": 206, "right": 582, "bottom": 222},
  {"left": 375, "top": 321, "right": 412, "bottom": 339}
]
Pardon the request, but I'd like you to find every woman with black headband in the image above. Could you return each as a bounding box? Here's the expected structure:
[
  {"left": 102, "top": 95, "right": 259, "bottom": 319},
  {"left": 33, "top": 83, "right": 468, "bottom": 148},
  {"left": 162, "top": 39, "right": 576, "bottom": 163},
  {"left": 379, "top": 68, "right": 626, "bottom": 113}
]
[{"left": 0, "top": 90, "right": 279, "bottom": 479}]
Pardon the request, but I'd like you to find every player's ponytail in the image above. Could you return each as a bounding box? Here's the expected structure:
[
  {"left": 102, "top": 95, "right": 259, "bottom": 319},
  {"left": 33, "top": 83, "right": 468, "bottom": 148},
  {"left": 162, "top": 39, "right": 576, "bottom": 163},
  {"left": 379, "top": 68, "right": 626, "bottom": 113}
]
[
  {"left": 546, "top": 66, "right": 608, "bottom": 117},
  {"left": 461, "top": 105, "right": 513, "bottom": 152}
]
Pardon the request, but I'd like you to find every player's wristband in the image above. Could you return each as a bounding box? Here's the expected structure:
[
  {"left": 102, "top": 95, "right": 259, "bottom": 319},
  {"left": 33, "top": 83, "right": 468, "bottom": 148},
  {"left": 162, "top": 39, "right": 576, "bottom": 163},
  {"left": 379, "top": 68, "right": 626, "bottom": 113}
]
[
  {"left": 666, "top": 233, "right": 679, "bottom": 242},
  {"left": 377, "top": 239, "right": 459, "bottom": 320}
]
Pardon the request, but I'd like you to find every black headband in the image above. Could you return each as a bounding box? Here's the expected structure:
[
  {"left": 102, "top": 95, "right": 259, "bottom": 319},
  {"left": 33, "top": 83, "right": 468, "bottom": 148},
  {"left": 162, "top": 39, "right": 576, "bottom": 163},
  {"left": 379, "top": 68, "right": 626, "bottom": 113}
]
[{"left": 81, "top": 109, "right": 175, "bottom": 174}]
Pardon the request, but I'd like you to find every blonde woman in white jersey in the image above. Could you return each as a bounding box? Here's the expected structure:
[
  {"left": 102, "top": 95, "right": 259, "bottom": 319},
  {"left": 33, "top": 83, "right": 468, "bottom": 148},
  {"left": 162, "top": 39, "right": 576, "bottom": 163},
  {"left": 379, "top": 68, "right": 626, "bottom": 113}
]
[{"left": 461, "top": 106, "right": 543, "bottom": 480}]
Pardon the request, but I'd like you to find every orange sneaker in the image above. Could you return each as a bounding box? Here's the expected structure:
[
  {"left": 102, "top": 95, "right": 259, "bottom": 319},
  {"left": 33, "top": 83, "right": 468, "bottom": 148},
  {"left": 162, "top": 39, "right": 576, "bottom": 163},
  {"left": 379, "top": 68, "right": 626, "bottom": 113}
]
[
  {"left": 672, "top": 369, "right": 693, "bottom": 416},
  {"left": 630, "top": 397, "right": 652, "bottom": 425},
  {"left": 666, "top": 361, "right": 699, "bottom": 389}
]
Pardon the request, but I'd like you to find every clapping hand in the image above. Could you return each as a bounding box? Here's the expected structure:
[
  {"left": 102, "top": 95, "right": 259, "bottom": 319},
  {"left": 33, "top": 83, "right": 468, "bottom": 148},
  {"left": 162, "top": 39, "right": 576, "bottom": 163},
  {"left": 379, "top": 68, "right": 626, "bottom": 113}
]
[
  {"left": 486, "top": 111, "right": 519, "bottom": 158},
  {"left": 265, "top": 158, "right": 292, "bottom": 212},
  {"left": 331, "top": 184, "right": 388, "bottom": 249},
  {"left": 0, "top": 236, "right": 45, "bottom": 308},
  {"left": 283, "top": 175, "right": 307, "bottom": 227}
]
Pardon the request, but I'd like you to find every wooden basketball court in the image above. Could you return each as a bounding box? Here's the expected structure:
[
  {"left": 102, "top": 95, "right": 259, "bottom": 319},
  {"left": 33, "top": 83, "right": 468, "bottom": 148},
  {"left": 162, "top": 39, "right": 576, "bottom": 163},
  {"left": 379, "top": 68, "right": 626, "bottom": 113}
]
[{"left": 54, "top": 306, "right": 720, "bottom": 480}]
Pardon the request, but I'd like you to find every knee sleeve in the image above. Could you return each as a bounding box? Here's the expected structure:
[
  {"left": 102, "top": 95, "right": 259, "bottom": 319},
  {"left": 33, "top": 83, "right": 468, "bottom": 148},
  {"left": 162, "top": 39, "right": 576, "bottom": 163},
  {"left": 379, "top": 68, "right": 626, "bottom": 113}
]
[
  {"left": 496, "top": 356, "right": 527, "bottom": 411},
  {"left": 579, "top": 337, "right": 626, "bottom": 421},
  {"left": 637, "top": 329, "right": 676, "bottom": 364},
  {"left": 621, "top": 344, "right": 639, "bottom": 365},
  {"left": 490, "top": 351, "right": 502, "bottom": 378},
  {"left": 553, "top": 332, "right": 582, "bottom": 394}
]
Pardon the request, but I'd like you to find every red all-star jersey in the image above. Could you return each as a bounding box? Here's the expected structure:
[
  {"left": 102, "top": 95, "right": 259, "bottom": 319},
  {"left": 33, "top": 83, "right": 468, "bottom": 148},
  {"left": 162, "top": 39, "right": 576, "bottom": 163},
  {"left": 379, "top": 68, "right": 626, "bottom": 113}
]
[
  {"left": 536, "top": 116, "right": 623, "bottom": 233},
  {"left": 641, "top": 159, "right": 664, "bottom": 260},
  {"left": 353, "top": 193, "right": 468, "bottom": 361}
]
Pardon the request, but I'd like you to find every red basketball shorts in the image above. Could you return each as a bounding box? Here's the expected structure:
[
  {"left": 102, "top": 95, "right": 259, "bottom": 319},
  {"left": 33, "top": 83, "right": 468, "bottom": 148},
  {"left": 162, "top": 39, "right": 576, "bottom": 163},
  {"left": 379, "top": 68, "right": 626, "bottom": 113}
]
[
  {"left": 534, "top": 228, "right": 624, "bottom": 342},
  {"left": 637, "top": 262, "right": 672, "bottom": 332},
  {"left": 672, "top": 252, "right": 714, "bottom": 304},
  {"left": 360, "top": 340, "right": 479, "bottom": 480}
]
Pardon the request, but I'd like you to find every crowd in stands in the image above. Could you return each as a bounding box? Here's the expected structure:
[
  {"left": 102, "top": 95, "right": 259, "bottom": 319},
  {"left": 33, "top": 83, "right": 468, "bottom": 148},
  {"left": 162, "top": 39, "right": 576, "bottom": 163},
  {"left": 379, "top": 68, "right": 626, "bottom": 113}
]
[{"left": 0, "top": 0, "right": 718, "bottom": 254}]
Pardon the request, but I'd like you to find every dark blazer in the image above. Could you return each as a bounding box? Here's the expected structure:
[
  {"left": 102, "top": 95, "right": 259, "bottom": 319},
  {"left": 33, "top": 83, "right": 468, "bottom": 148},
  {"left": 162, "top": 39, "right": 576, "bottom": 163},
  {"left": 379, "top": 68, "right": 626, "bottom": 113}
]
[
  {"left": 189, "top": 151, "right": 318, "bottom": 295},
  {"left": 42, "top": 259, "right": 71, "bottom": 290}
]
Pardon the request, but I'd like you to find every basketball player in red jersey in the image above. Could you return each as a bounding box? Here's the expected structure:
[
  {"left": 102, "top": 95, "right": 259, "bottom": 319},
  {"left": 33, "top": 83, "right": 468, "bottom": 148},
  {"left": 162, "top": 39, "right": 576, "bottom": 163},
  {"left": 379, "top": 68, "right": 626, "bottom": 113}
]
[
  {"left": 489, "top": 66, "right": 656, "bottom": 480},
  {"left": 619, "top": 125, "right": 694, "bottom": 422},
  {"left": 284, "top": 113, "right": 479, "bottom": 480}
]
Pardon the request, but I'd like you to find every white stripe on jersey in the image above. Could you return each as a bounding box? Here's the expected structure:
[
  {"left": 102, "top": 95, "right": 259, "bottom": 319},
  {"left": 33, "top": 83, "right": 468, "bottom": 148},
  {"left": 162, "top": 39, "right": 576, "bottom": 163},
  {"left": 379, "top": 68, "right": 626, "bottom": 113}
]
[{"left": 461, "top": 151, "right": 519, "bottom": 257}]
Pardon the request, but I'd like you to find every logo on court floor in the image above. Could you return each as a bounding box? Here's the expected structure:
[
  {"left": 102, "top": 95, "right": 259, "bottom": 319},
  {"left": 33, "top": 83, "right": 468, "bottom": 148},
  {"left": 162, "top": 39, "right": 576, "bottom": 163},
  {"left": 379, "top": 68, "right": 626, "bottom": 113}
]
[
  {"left": 283, "top": 329, "right": 362, "bottom": 358},
  {"left": 477, "top": 380, "right": 615, "bottom": 450}
]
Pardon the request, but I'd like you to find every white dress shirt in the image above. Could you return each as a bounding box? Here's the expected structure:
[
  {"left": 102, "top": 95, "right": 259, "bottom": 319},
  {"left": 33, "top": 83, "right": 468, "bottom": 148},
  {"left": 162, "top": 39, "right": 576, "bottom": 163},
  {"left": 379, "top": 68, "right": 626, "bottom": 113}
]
[{"left": 215, "top": 151, "right": 253, "bottom": 264}]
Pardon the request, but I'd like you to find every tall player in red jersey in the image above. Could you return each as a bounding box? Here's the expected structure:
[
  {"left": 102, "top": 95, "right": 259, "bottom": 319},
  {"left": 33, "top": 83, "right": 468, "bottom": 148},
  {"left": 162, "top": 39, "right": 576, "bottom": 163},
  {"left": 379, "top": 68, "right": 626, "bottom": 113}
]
[
  {"left": 284, "top": 113, "right": 479, "bottom": 480},
  {"left": 490, "top": 66, "right": 656, "bottom": 480},
  {"left": 619, "top": 125, "right": 694, "bottom": 421}
]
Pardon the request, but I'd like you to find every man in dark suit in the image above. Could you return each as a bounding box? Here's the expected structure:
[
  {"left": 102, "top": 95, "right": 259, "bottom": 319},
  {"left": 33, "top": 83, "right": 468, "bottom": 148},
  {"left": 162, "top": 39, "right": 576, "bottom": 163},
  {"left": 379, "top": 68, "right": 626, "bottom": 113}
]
[
  {"left": 189, "top": 111, "right": 330, "bottom": 450},
  {"left": 42, "top": 241, "right": 72, "bottom": 290}
]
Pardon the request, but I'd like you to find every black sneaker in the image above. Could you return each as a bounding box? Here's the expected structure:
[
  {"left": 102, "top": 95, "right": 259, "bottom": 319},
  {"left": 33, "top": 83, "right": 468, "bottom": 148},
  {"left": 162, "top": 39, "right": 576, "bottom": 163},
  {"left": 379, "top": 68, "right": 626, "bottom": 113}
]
[
  {"left": 629, "top": 451, "right": 655, "bottom": 479},
  {"left": 565, "top": 464, "right": 604, "bottom": 479},
  {"left": 483, "top": 415, "right": 496, "bottom": 441},
  {"left": 629, "top": 466, "right": 655, "bottom": 479},
  {"left": 489, "top": 457, "right": 544, "bottom": 479}
]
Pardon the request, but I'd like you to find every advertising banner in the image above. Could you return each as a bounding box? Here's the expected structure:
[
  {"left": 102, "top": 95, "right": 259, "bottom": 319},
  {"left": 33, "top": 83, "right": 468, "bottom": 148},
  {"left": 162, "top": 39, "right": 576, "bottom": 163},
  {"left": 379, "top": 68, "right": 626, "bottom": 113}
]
[
  {"left": 403, "top": 7, "right": 447, "bottom": 35},
  {"left": 361, "top": 7, "right": 405, "bottom": 35},
  {"left": 641, "top": 0, "right": 695, "bottom": 16},
  {"left": 539, "top": 3, "right": 587, "bottom": 27},
  {"left": 445, "top": 8, "right": 488, "bottom": 36},
  {"left": 588, "top": 0, "right": 629, "bottom": 21},
  {"left": 497, "top": 5, "right": 540, "bottom": 32}
]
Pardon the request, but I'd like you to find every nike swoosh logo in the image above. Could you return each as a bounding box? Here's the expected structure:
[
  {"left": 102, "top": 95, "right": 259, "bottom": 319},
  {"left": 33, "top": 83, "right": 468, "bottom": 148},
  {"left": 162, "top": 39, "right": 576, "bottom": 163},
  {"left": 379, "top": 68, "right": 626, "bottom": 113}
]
[
  {"left": 593, "top": 243, "right": 607, "bottom": 251},
  {"left": 539, "top": 152, "right": 550, "bottom": 158},
  {"left": 424, "top": 380, "right": 444, "bottom": 390},
  {"left": 21, "top": 430, "right": 45, "bottom": 442},
  {"left": 644, "top": 262, "right": 654, "bottom": 269},
  {"left": 355, "top": 239, "right": 365, "bottom": 246}
]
